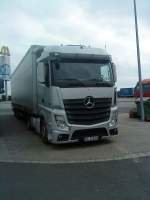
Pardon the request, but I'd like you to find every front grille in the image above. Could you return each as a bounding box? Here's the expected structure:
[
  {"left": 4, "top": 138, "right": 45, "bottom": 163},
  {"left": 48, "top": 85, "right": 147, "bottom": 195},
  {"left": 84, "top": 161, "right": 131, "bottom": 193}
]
[{"left": 63, "top": 98, "right": 112, "bottom": 125}]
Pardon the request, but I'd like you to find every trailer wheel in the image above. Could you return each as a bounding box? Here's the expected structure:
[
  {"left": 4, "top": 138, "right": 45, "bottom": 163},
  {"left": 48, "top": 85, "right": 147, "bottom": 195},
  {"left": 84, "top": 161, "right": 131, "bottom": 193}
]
[{"left": 40, "top": 119, "right": 49, "bottom": 144}]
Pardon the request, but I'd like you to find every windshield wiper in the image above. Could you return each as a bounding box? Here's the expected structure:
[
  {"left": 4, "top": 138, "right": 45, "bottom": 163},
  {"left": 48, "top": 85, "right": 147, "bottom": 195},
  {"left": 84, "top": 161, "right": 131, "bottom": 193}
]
[
  {"left": 85, "top": 79, "right": 113, "bottom": 87},
  {"left": 96, "top": 82, "right": 113, "bottom": 87}
]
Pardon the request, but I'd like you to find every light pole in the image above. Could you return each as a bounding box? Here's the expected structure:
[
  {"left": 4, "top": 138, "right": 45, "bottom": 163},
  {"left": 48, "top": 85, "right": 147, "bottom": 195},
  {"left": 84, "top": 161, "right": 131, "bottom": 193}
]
[{"left": 133, "top": 0, "right": 145, "bottom": 121}]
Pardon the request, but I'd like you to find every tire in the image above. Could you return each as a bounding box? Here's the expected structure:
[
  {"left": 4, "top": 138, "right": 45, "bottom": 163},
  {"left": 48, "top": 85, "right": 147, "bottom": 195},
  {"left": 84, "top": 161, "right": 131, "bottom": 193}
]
[
  {"left": 27, "top": 117, "right": 33, "bottom": 130},
  {"left": 40, "top": 119, "right": 49, "bottom": 144},
  {"left": 98, "top": 136, "right": 102, "bottom": 141},
  {"left": 14, "top": 110, "right": 21, "bottom": 120}
]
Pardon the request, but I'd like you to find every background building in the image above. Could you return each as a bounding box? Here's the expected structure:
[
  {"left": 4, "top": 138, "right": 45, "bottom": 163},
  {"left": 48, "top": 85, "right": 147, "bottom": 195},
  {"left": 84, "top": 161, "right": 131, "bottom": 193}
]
[{"left": 0, "top": 46, "right": 11, "bottom": 100}]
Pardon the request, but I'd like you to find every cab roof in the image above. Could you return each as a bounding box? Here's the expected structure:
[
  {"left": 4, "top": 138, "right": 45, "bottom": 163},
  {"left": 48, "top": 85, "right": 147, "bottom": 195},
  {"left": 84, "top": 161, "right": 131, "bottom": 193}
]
[{"left": 37, "top": 45, "right": 111, "bottom": 62}]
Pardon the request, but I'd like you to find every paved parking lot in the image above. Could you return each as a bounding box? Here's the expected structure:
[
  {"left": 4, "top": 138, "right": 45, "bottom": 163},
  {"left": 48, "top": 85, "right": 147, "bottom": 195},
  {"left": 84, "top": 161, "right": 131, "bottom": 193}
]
[
  {"left": 0, "top": 100, "right": 150, "bottom": 164},
  {"left": 1, "top": 100, "right": 150, "bottom": 200},
  {"left": 118, "top": 97, "right": 136, "bottom": 113}
]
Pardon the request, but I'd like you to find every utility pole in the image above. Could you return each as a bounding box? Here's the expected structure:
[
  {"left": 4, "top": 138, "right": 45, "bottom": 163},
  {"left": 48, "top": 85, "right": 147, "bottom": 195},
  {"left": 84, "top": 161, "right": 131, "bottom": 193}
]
[{"left": 133, "top": 0, "right": 145, "bottom": 121}]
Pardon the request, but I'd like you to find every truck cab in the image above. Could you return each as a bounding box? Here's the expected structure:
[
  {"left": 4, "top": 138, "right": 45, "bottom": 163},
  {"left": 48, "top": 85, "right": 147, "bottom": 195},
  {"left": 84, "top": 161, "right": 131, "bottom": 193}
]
[{"left": 36, "top": 45, "right": 118, "bottom": 143}]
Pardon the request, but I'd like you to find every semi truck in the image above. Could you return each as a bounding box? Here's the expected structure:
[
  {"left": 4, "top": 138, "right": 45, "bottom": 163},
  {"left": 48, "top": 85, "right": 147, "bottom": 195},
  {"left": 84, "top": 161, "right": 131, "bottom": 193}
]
[{"left": 11, "top": 45, "right": 118, "bottom": 144}]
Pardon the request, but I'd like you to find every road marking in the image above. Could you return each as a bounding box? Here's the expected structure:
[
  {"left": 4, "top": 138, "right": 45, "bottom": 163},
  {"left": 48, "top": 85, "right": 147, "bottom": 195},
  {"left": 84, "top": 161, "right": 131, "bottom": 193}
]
[{"left": 0, "top": 151, "right": 150, "bottom": 165}]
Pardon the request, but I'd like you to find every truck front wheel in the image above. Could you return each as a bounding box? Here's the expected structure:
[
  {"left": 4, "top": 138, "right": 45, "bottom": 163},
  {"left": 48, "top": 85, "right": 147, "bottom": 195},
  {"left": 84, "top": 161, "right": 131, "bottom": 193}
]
[
  {"left": 14, "top": 110, "right": 22, "bottom": 120},
  {"left": 27, "top": 117, "right": 33, "bottom": 130},
  {"left": 40, "top": 119, "right": 49, "bottom": 144}
]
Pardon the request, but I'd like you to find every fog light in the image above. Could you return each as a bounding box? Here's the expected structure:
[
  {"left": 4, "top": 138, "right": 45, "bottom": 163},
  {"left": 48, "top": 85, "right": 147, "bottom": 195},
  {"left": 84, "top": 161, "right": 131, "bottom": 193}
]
[
  {"left": 110, "top": 128, "right": 118, "bottom": 135},
  {"left": 57, "top": 134, "right": 69, "bottom": 141}
]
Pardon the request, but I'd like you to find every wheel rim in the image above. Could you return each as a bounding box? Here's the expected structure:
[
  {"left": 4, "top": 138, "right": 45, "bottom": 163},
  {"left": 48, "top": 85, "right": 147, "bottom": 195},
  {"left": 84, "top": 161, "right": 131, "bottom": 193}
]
[
  {"left": 42, "top": 125, "right": 46, "bottom": 138},
  {"left": 40, "top": 120, "right": 49, "bottom": 144},
  {"left": 27, "top": 119, "right": 31, "bottom": 129}
]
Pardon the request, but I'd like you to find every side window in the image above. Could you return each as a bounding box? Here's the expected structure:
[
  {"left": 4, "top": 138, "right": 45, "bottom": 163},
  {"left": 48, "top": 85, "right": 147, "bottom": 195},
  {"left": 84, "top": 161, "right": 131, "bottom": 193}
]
[
  {"left": 99, "top": 64, "right": 112, "bottom": 82},
  {"left": 38, "top": 62, "right": 45, "bottom": 83},
  {"left": 44, "top": 63, "right": 50, "bottom": 86},
  {"left": 37, "top": 62, "right": 50, "bottom": 87}
]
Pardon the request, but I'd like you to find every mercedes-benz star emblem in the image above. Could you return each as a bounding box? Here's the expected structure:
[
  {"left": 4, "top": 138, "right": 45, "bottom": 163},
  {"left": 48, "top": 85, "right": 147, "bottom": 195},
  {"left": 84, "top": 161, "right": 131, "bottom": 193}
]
[{"left": 84, "top": 96, "right": 95, "bottom": 109}]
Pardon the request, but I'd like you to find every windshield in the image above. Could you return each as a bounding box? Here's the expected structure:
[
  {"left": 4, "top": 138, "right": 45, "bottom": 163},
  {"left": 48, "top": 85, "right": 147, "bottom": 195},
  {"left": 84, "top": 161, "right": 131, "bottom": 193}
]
[{"left": 52, "top": 61, "right": 114, "bottom": 87}]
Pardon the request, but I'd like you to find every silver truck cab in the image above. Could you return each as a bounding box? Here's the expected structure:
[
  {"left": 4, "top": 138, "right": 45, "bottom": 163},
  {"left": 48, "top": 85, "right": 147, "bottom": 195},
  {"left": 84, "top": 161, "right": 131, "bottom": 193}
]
[{"left": 36, "top": 45, "right": 118, "bottom": 144}]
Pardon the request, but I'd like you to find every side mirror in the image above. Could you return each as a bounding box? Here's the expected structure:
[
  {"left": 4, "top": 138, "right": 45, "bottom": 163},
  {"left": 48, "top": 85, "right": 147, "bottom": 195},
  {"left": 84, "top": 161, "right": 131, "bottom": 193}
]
[
  {"left": 54, "top": 60, "right": 60, "bottom": 70},
  {"left": 112, "top": 63, "right": 117, "bottom": 82},
  {"left": 39, "top": 81, "right": 50, "bottom": 87}
]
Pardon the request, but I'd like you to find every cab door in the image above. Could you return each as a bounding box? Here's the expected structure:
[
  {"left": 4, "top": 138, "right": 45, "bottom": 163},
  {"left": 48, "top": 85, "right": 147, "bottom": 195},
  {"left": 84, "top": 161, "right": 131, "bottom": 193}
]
[{"left": 37, "top": 62, "right": 51, "bottom": 109}]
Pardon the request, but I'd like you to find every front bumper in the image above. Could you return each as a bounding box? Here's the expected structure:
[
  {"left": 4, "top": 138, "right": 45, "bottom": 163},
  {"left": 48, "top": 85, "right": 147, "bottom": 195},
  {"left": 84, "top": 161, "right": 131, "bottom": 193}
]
[{"left": 49, "top": 106, "right": 118, "bottom": 144}]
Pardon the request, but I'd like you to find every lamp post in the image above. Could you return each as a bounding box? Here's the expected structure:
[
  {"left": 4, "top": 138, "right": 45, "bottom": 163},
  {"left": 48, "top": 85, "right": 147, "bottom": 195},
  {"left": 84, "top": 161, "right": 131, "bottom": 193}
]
[{"left": 133, "top": 0, "right": 145, "bottom": 121}]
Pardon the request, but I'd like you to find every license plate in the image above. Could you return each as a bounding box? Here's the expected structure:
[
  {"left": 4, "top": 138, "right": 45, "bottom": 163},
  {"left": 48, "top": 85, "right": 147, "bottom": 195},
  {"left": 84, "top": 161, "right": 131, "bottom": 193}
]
[{"left": 84, "top": 136, "right": 99, "bottom": 142}]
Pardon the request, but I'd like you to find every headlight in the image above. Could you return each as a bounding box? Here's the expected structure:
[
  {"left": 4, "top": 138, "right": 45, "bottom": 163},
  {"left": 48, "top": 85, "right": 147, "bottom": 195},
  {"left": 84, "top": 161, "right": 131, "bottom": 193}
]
[
  {"left": 114, "top": 88, "right": 117, "bottom": 105},
  {"left": 112, "top": 110, "right": 118, "bottom": 120},
  {"left": 55, "top": 115, "right": 69, "bottom": 130},
  {"left": 109, "top": 111, "right": 118, "bottom": 127}
]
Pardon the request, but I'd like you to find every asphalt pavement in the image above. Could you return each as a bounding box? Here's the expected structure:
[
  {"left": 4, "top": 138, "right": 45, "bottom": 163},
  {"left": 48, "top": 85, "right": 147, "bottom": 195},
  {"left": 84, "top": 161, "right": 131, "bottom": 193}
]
[
  {"left": 1, "top": 157, "right": 150, "bottom": 200},
  {"left": 118, "top": 98, "right": 136, "bottom": 113},
  {"left": 1, "top": 100, "right": 150, "bottom": 164},
  {"left": 1, "top": 100, "right": 150, "bottom": 200}
]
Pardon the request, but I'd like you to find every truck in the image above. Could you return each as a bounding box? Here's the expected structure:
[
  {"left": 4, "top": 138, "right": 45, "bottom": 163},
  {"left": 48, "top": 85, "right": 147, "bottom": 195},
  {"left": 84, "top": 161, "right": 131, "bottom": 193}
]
[
  {"left": 117, "top": 88, "right": 134, "bottom": 97},
  {"left": 11, "top": 45, "right": 118, "bottom": 144},
  {"left": 134, "top": 79, "right": 150, "bottom": 98}
]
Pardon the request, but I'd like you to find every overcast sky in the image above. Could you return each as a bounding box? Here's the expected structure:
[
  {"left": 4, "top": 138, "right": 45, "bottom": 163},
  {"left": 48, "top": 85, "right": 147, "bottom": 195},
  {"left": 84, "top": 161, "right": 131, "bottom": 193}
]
[{"left": 0, "top": 0, "right": 150, "bottom": 88}]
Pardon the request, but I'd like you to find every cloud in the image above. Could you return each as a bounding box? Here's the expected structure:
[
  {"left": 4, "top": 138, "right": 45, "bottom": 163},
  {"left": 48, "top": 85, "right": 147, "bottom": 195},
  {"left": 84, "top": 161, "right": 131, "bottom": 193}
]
[{"left": 0, "top": 0, "right": 150, "bottom": 88}]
